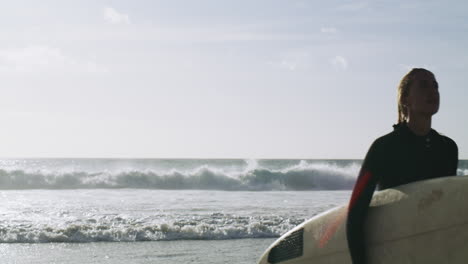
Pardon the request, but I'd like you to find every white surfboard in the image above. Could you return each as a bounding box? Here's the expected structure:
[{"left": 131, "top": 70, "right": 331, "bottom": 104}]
[{"left": 257, "top": 175, "right": 468, "bottom": 264}]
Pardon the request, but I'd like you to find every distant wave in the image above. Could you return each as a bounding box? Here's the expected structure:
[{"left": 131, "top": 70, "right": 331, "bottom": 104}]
[
  {"left": 458, "top": 168, "right": 468, "bottom": 176},
  {"left": 0, "top": 214, "right": 304, "bottom": 243},
  {"left": 0, "top": 160, "right": 359, "bottom": 190}
]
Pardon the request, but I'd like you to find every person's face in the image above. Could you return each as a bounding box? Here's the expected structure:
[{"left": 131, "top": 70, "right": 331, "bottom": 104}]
[{"left": 404, "top": 72, "right": 440, "bottom": 117}]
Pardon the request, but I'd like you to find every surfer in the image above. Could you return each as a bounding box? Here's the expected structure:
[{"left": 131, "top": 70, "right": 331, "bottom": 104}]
[{"left": 346, "top": 68, "right": 458, "bottom": 264}]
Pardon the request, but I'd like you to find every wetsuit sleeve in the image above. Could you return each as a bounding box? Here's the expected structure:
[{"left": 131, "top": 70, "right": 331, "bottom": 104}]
[
  {"left": 346, "top": 140, "right": 381, "bottom": 264},
  {"left": 449, "top": 139, "right": 458, "bottom": 176}
]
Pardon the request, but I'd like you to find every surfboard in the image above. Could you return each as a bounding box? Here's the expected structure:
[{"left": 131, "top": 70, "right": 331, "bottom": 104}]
[{"left": 257, "top": 175, "right": 468, "bottom": 264}]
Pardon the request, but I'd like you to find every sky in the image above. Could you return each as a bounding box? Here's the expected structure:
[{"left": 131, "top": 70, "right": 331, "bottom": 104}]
[{"left": 0, "top": 0, "right": 466, "bottom": 159}]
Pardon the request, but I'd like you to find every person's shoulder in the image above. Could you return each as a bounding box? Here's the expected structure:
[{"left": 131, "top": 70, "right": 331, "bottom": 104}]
[
  {"left": 363, "top": 129, "right": 398, "bottom": 167},
  {"left": 442, "top": 135, "right": 457, "bottom": 147},
  {"left": 433, "top": 130, "right": 458, "bottom": 152},
  {"left": 371, "top": 129, "right": 399, "bottom": 148},
  {"left": 434, "top": 131, "right": 458, "bottom": 150},
  {"left": 433, "top": 129, "right": 457, "bottom": 146},
  {"left": 363, "top": 130, "right": 396, "bottom": 158}
]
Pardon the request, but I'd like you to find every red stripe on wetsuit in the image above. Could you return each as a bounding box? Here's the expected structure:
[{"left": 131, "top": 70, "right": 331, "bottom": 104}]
[
  {"left": 318, "top": 170, "right": 373, "bottom": 249},
  {"left": 349, "top": 170, "right": 373, "bottom": 210}
]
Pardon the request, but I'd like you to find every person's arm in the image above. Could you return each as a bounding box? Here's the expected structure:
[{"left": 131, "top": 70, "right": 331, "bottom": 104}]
[
  {"left": 346, "top": 141, "right": 380, "bottom": 264},
  {"left": 449, "top": 139, "right": 458, "bottom": 176}
]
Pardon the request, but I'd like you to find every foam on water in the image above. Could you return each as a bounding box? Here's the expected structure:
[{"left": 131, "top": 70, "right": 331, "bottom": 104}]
[
  {"left": 0, "top": 189, "right": 352, "bottom": 243},
  {"left": 0, "top": 213, "right": 301, "bottom": 243}
]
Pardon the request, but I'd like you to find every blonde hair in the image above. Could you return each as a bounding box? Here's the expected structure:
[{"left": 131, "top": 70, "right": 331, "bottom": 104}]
[{"left": 397, "top": 68, "right": 435, "bottom": 123}]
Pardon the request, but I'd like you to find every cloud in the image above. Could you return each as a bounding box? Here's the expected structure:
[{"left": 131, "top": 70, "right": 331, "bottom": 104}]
[
  {"left": 320, "top": 27, "right": 338, "bottom": 34},
  {"left": 0, "top": 46, "right": 109, "bottom": 73},
  {"left": 279, "top": 60, "right": 297, "bottom": 71},
  {"left": 269, "top": 51, "right": 311, "bottom": 71},
  {"left": 330, "top": 56, "right": 348, "bottom": 70},
  {"left": 0, "top": 46, "right": 66, "bottom": 71},
  {"left": 104, "top": 7, "right": 131, "bottom": 25},
  {"left": 268, "top": 60, "right": 297, "bottom": 71}
]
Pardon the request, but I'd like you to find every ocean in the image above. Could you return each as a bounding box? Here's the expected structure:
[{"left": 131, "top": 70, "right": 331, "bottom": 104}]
[{"left": 0, "top": 159, "right": 466, "bottom": 263}]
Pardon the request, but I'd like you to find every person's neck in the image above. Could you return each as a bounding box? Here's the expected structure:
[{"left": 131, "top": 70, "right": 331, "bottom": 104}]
[{"left": 406, "top": 115, "right": 432, "bottom": 136}]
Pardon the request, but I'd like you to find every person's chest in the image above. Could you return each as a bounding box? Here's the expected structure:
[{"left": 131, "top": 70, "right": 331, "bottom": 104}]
[{"left": 377, "top": 136, "right": 449, "bottom": 189}]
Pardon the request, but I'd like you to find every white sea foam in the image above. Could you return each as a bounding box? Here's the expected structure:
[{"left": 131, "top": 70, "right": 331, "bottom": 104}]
[
  {"left": 0, "top": 214, "right": 295, "bottom": 243},
  {"left": 0, "top": 189, "right": 352, "bottom": 243}
]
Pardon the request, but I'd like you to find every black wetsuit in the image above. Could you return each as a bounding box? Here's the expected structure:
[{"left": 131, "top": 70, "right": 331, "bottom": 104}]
[{"left": 346, "top": 122, "right": 458, "bottom": 264}]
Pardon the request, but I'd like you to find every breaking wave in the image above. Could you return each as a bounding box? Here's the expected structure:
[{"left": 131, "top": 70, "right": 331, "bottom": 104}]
[{"left": 0, "top": 160, "right": 360, "bottom": 190}]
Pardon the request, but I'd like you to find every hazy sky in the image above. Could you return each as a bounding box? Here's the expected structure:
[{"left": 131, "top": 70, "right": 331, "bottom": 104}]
[{"left": 0, "top": 0, "right": 466, "bottom": 159}]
